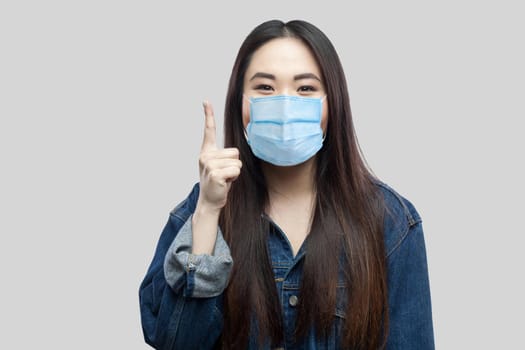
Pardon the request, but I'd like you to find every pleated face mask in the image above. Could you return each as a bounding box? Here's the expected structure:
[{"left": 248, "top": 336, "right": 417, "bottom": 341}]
[{"left": 245, "top": 94, "right": 326, "bottom": 166}]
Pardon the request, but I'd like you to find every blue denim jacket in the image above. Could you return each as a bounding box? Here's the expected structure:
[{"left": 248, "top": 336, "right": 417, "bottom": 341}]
[{"left": 139, "top": 182, "right": 435, "bottom": 349}]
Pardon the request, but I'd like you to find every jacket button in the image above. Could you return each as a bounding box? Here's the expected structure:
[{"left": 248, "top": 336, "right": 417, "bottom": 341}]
[{"left": 289, "top": 295, "right": 298, "bottom": 307}]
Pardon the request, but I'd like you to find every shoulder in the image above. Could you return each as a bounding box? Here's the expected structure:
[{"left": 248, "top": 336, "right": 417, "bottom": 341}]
[
  {"left": 373, "top": 180, "right": 423, "bottom": 257},
  {"left": 169, "top": 183, "right": 200, "bottom": 222}
]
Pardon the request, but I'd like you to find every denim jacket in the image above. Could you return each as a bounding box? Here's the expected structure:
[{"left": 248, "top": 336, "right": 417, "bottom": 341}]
[{"left": 139, "top": 182, "right": 435, "bottom": 349}]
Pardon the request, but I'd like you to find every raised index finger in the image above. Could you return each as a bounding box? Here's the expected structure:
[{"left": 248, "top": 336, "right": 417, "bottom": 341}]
[{"left": 201, "top": 100, "right": 217, "bottom": 151}]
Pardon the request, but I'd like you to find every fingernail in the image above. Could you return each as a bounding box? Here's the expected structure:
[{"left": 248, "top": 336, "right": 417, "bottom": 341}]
[{"left": 202, "top": 100, "right": 208, "bottom": 108}]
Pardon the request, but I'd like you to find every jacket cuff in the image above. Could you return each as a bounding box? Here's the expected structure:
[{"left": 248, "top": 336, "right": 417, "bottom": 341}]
[{"left": 163, "top": 215, "right": 233, "bottom": 298}]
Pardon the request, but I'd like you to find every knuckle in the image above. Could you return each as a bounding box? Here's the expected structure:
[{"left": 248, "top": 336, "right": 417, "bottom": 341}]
[
  {"left": 209, "top": 170, "right": 220, "bottom": 181},
  {"left": 224, "top": 148, "right": 239, "bottom": 157},
  {"left": 205, "top": 163, "right": 215, "bottom": 174},
  {"left": 199, "top": 153, "right": 207, "bottom": 165},
  {"left": 200, "top": 154, "right": 215, "bottom": 169}
]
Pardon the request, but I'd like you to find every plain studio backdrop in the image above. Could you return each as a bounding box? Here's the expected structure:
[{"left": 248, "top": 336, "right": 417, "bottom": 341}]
[{"left": 0, "top": 1, "right": 523, "bottom": 348}]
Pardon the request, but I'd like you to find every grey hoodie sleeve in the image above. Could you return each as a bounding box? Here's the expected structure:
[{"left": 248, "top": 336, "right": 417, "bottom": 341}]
[{"left": 163, "top": 215, "right": 233, "bottom": 298}]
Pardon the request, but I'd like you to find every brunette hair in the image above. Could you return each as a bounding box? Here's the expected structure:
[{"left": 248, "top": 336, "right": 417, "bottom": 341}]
[{"left": 219, "top": 19, "right": 388, "bottom": 349}]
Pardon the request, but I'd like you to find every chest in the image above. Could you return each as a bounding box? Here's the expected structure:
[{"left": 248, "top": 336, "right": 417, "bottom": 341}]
[
  {"left": 267, "top": 206, "right": 312, "bottom": 257},
  {"left": 272, "top": 213, "right": 310, "bottom": 256}
]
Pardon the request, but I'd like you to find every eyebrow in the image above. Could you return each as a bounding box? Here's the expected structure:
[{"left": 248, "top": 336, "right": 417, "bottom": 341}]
[
  {"left": 249, "top": 72, "right": 275, "bottom": 81},
  {"left": 249, "top": 72, "right": 322, "bottom": 82},
  {"left": 293, "top": 73, "right": 321, "bottom": 82}
]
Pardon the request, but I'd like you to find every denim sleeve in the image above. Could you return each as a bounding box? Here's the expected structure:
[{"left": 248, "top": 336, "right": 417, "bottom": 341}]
[
  {"left": 386, "top": 221, "right": 435, "bottom": 350},
  {"left": 164, "top": 215, "right": 233, "bottom": 298},
  {"left": 139, "top": 184, "right": 226, "bottom": 349}
]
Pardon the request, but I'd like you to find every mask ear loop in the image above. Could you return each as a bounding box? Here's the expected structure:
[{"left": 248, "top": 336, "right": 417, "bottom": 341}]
[
  {"left": 242, "top": 94, "right": 251, "bottom": 142},
  {"left": 320, "top": 95, "right": 327, "bottom": 141}
]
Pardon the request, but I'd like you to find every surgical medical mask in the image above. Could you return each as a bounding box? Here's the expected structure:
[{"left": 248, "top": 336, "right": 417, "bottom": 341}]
[{"left": 245, "top": 94, "right": 326, "bottom": 166}]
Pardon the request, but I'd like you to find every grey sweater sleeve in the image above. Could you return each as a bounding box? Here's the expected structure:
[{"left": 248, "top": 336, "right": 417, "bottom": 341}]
[{"left": 163, "top": 215, "right": 233, "bottom": 298}]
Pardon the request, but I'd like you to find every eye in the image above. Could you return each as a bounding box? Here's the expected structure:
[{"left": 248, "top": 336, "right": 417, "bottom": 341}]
[
  {"left": 254, "top": 84, "right": 274, "bottom": 91},
  {"left": 298, "top": 85, "right": 317, "bottom": 92}
]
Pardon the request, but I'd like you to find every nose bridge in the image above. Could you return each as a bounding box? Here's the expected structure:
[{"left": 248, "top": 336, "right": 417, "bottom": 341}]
[
  {"left": 278, "top": 86, "right": 294, "bottom": 96},
  {"left": 278, "top": 78, "right": 297, "bottom": 96}
]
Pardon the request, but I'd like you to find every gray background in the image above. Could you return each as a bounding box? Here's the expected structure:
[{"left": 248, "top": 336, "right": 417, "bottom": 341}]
[{"left": 1, "top": 1, "right": 523, "bottom": 348}]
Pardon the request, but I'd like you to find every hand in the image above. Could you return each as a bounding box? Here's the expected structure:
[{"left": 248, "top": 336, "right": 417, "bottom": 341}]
[{"left": 196, "top": 101, "right": 242, "bottom": 212}]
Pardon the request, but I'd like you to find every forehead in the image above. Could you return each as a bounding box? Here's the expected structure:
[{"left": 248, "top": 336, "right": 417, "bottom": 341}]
[{"left": 245, "top": 37, "right": 321, "bottom": 77}]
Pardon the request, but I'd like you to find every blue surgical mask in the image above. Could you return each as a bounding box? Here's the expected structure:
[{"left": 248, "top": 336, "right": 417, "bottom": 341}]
[{"left": 245, "top": 94, "right": 326, "bottom": 166}]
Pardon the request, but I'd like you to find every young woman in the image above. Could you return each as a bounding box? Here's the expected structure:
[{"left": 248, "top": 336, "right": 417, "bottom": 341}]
[{"left": 139, "top": 19, "right": 434, "bottom": 349}]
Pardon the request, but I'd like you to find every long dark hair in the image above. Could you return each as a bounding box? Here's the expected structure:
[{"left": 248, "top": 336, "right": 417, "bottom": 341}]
[{"left": 219, "top": 20, "right": 388, "bottom": 349}]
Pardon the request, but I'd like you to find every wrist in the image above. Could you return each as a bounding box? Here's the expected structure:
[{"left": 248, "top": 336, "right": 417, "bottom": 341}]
[
  {"left": 194, "top": 200, "right": 222, "bottom": 218},
  {"left": 192, "top": 201, "right": 221, "bottom": 256}
]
